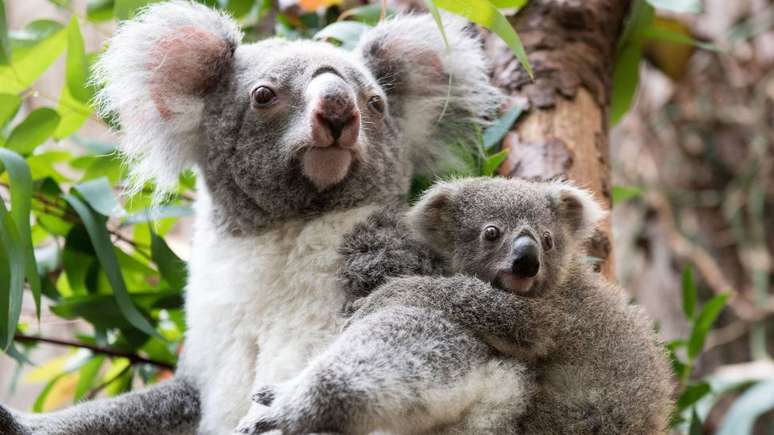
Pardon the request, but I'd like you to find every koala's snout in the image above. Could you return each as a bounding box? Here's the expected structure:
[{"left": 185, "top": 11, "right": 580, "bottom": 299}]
[
  {"left": 309, "top": 73, "right": 360, "bottom": 149},
  {"left": 511, "top": 236, "right": 540, "bottom": 278}
]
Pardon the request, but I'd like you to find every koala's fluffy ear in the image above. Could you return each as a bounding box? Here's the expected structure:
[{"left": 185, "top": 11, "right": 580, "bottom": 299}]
[
  {"left": 356, "top": 14, "right": 501, "bottom": 175},
  {"left": 93, "top": 1, "right": 241, "bottom": 194},
  {"left": 552, "top": 182, "right": 608, "bottom": 239},
  {"left": 407, "top": 181, "right": 463, "bottom": 252}
]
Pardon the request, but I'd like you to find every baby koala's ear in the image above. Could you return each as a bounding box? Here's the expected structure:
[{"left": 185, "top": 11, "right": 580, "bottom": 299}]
[
  {"left": 407, "top": 181, "right": 463, "bottom": 252},
  {"left": 355, "top": 14, "right": 501, "bottom": 174},
  {"left": 93, "top": 1, "right": 241, "bottom": 193},
  {"left": 552, "top": 182, "right": 608, "bottom": 239}
]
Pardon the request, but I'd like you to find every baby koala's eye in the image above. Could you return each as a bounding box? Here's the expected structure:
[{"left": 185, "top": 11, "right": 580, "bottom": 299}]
[
  {"left": 367, "top": 95, "right": 385, "bottom": 114},
  {"left": 483, "top": 225, "right": 501, "bottom": 242},
  {"left": 542, "top": 231, "right": 554, "bottom": 251},
  {"left": 251, "top": 86, "right": 277, "bottom": 108}
]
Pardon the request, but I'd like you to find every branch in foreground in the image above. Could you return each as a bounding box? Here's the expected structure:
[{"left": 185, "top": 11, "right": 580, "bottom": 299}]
[{"left": 13, "top": 333, "right": 176, "bottom": 370}]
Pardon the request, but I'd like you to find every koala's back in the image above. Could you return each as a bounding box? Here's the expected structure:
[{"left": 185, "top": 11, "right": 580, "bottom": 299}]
[
  {"left": 522, "top": 270, "right": 673, "bottom": 435},
  {"left": 273, "top": 305, "right": 531, "bottom": 435}
]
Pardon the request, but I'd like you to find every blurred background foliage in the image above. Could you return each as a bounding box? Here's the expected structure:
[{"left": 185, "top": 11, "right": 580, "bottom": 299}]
[{"left": 0, "top": 0, "right": 771, "bottom": 433}]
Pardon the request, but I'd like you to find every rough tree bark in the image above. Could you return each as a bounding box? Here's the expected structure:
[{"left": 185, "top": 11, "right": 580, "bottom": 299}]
[{"left": 486, "top": 0, "right": 632, "bottom": 278}]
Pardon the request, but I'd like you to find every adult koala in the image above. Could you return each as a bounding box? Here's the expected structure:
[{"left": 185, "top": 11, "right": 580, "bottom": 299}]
[{"left": 0, "top": 1, "right": 499, "bottom": 434}]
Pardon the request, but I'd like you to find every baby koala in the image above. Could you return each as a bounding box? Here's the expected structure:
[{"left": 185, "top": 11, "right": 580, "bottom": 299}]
[{"left": 238, "top": 177, "right": 673, "bottom": 435}]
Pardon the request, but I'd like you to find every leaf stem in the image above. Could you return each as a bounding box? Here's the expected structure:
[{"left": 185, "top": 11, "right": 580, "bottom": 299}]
[{"left": 13, "top": 333, "right": 175, "bottom": 370}]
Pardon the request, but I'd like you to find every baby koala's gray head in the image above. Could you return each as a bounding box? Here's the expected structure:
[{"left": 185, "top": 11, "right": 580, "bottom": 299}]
[
  {"left": 94, "top": 1, "right": 500, "bottom": 234},
  {"left": 408, "top": 177, "right": 606, "bottom": 296}
]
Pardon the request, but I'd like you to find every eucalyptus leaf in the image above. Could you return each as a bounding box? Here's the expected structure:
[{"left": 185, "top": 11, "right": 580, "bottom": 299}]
[
  {"left": 0, "top": 0, "right": 10, "bottom": 65},
  {"left": 314, "top": 21, "right": 371, "bottom": 50},
  {"left": 0, "top": 148, "right": 41, "bottom": 319},
  {"left": 63, "top": 194, "right": 160, "bottom": 338},
  {"left": 0, "top": 199, "right": 25, "bottom": 351},
  {"left": 0, "top": 93, "right": 20, "bottom": 128},
  {"left": 688, "top": 293, "right": 728, "bottom": 359},
  {"left": 482, "top": 105, "right": 523, "bottom": 152},
  {"left": 0, "top": 22, "right": 67, "bottom": 94},
  {"left": 5, "top": 108, "right": 61, "bottom": 155},
  {"left": 150, "top": 228, "right": 187, "bottom": 291},
  {"left": 433, "top": 0, "right": 532, "bottom": 78},
  {"left": 65, "top": 18, "right": 91, "bottom": 102}
]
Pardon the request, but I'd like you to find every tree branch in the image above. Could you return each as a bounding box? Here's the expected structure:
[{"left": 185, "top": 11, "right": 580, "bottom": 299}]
[{"left": 13, "top": 333, "right": 176, "bottom": 370}]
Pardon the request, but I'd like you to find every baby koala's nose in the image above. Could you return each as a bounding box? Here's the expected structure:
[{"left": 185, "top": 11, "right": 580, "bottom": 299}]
[{"left": 511, "top": 236, "right": 540, "bottom": 278}]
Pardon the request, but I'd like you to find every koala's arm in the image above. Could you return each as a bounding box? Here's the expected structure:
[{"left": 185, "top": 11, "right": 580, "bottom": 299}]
[
  {"left": 338, "top": 206, "right": 446, "bottom": 299},
  {"left": 1, "top": 377, "right": 199, "bottom": 435},
  {"left": 351, "top": 275, "right": 559, "bottom": 359}
]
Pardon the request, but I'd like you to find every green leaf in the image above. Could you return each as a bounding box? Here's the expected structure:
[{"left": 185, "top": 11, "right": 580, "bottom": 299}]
[
  {"left": 63, "top": 194, "right": 161, "bottom": 338},
  {"left": 33, "top": 373, "right": 66, "bottom": 412},
  {"left": 338, "top": 5, "right": 396, "bottom": 25},
  {"left": 74, "top": 355, "right": 104, "bottom": 401},
  {"left": 0, "top": 0, "right": 10, "bottom": 65},
  {"left": 482, "top": 149, "right": 509, "bottom": 176},
  {"left": 717, "top": 380, "right": 774, "bottom": 435},
  {"left": 51, "top": 291, "right": 182, "bottom": 331},
  {"left": 676, "top": 382, "right": 711, "bottom": 413},
  {"left": 74, "top": 177, "right": 123, "bottom": 217},
  {"left": 0, "top": 198, "right": 25, "bottom": 351},
  {"left": 688, "top": 293, "right": 729, "bottom": 359},
  {"left": 611, "top": 185, "right": 643, "bottom": 204},
  {"left": 433, "top": 0, "right": 532, "bottom": 78},
  {"left": 646, "top": 0, "right": 701, "bottom": 14},
  {"left": 150, "top": 229, "right": 187, "bottom": 291},
  {"left": 87, "top": 0, "right": 115, "bottom": 22},
  {"left": 489, "top": 0, "right": 528, "bottom": 8},
  {"left": 53, "top": 83, "right": 93, "bottom": 139},
  {"left": 114, "top": 0, "right": 156, "bottom": 21},
  {"left": 314, "top": 21, "right": 372, "bottom": 50},
  {"left": 225, "top": 0, "right": 253, "bottom": 19},
  {"left": 0, "top": 148, "right": 41, "bottom": 319},
  {"left": 482, "top": 105, "right": 523, "bottom": 151},
  {"left": 610, "top": 42, "right": 642, "bottom": 126},
  {"left": 0, "top": 22, "right": 67, "bottom": 94},
  {"left": 0, "top": 93, "right": 20, "bottom": 128},
  {"left": 65, "top": 18, "right": 91, "bottom": 103},
  {"left": 643, "top": 24, "right": 720, "bottom": 52},
  {"left": 5, "top": 108, "right": 61, "bottom": 155},
  {"left": 681, "top": 265, "right": 696, "bottom": 319}
]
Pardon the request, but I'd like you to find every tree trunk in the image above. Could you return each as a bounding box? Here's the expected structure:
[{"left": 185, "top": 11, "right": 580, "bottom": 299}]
[{"left": 486, "top": 0, "right": 632, "bottom": 278}]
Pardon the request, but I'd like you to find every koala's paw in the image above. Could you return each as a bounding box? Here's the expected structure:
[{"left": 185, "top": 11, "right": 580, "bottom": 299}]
[
  {"left": 235, "top": 403, "right": 278, "bottom": 435},
  {"left": 252, "top": 385, "right": 276, "bottom": 407}
]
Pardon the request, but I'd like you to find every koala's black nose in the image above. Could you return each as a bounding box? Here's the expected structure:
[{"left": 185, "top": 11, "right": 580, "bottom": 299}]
[{"left": 511, "top": 236, "right": 540, "bottom": 278}]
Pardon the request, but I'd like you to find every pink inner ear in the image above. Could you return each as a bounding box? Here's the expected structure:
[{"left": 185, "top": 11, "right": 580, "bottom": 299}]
[
  {"left": 148, "top": 26, "right": 231, "bottom": 119},
  {"left": 384, "top": 38, "right": 445, "bottom": 82}
]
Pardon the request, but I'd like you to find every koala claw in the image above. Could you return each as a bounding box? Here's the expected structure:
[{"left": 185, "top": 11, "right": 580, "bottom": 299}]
[{"left": 235, "top": 404, "right": 278, "bottom": 435}]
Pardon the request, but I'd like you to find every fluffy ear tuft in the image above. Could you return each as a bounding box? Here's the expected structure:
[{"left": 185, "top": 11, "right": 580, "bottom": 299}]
[
  {"left": 406, "top": 181, "right": 463, "bottom": 252},
  {"left": 552, "top": 182, "right": 607, "bottom": 239},
  {"left": 93, "top": 1, "right": 241, "bottom": 194},
  {"left": 356, "top": 14, "right": 502, "bottom": 176}
]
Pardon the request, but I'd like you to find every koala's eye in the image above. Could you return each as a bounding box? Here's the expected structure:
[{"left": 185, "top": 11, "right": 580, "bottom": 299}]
[
  {"left": 251, "top": 86, "right": 277, "bottom": 107},
  {"left": 367, "top": 95, "right": 385, "bottom": 114},
  {"left": 542, "top": 231, "right": 554, "bottom": 251},
  {"left": 483, "top": 226, "right": 501, "bottom": 242}
]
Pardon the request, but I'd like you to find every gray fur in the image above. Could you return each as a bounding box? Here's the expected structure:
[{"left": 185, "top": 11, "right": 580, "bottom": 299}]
[
  {"left": 337, "top": 205, "right": 447, "bottom": 300},
  {"left": 1, "top": 377, "right": 199, "bottom": 435},
  {"left": 236, "top": 277, "right": 534, "bottom": 435},
  {"left": 2, "top": 2, "right": 501, "bottom": 434},
  {"left": 241, "top": 177, "right": 673, "bottom": 435}
]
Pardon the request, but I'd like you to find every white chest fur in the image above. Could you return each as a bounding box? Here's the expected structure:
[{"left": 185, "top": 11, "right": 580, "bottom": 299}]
[{"left": 180, "top": 191, "right": 377, "bottom": 434}]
